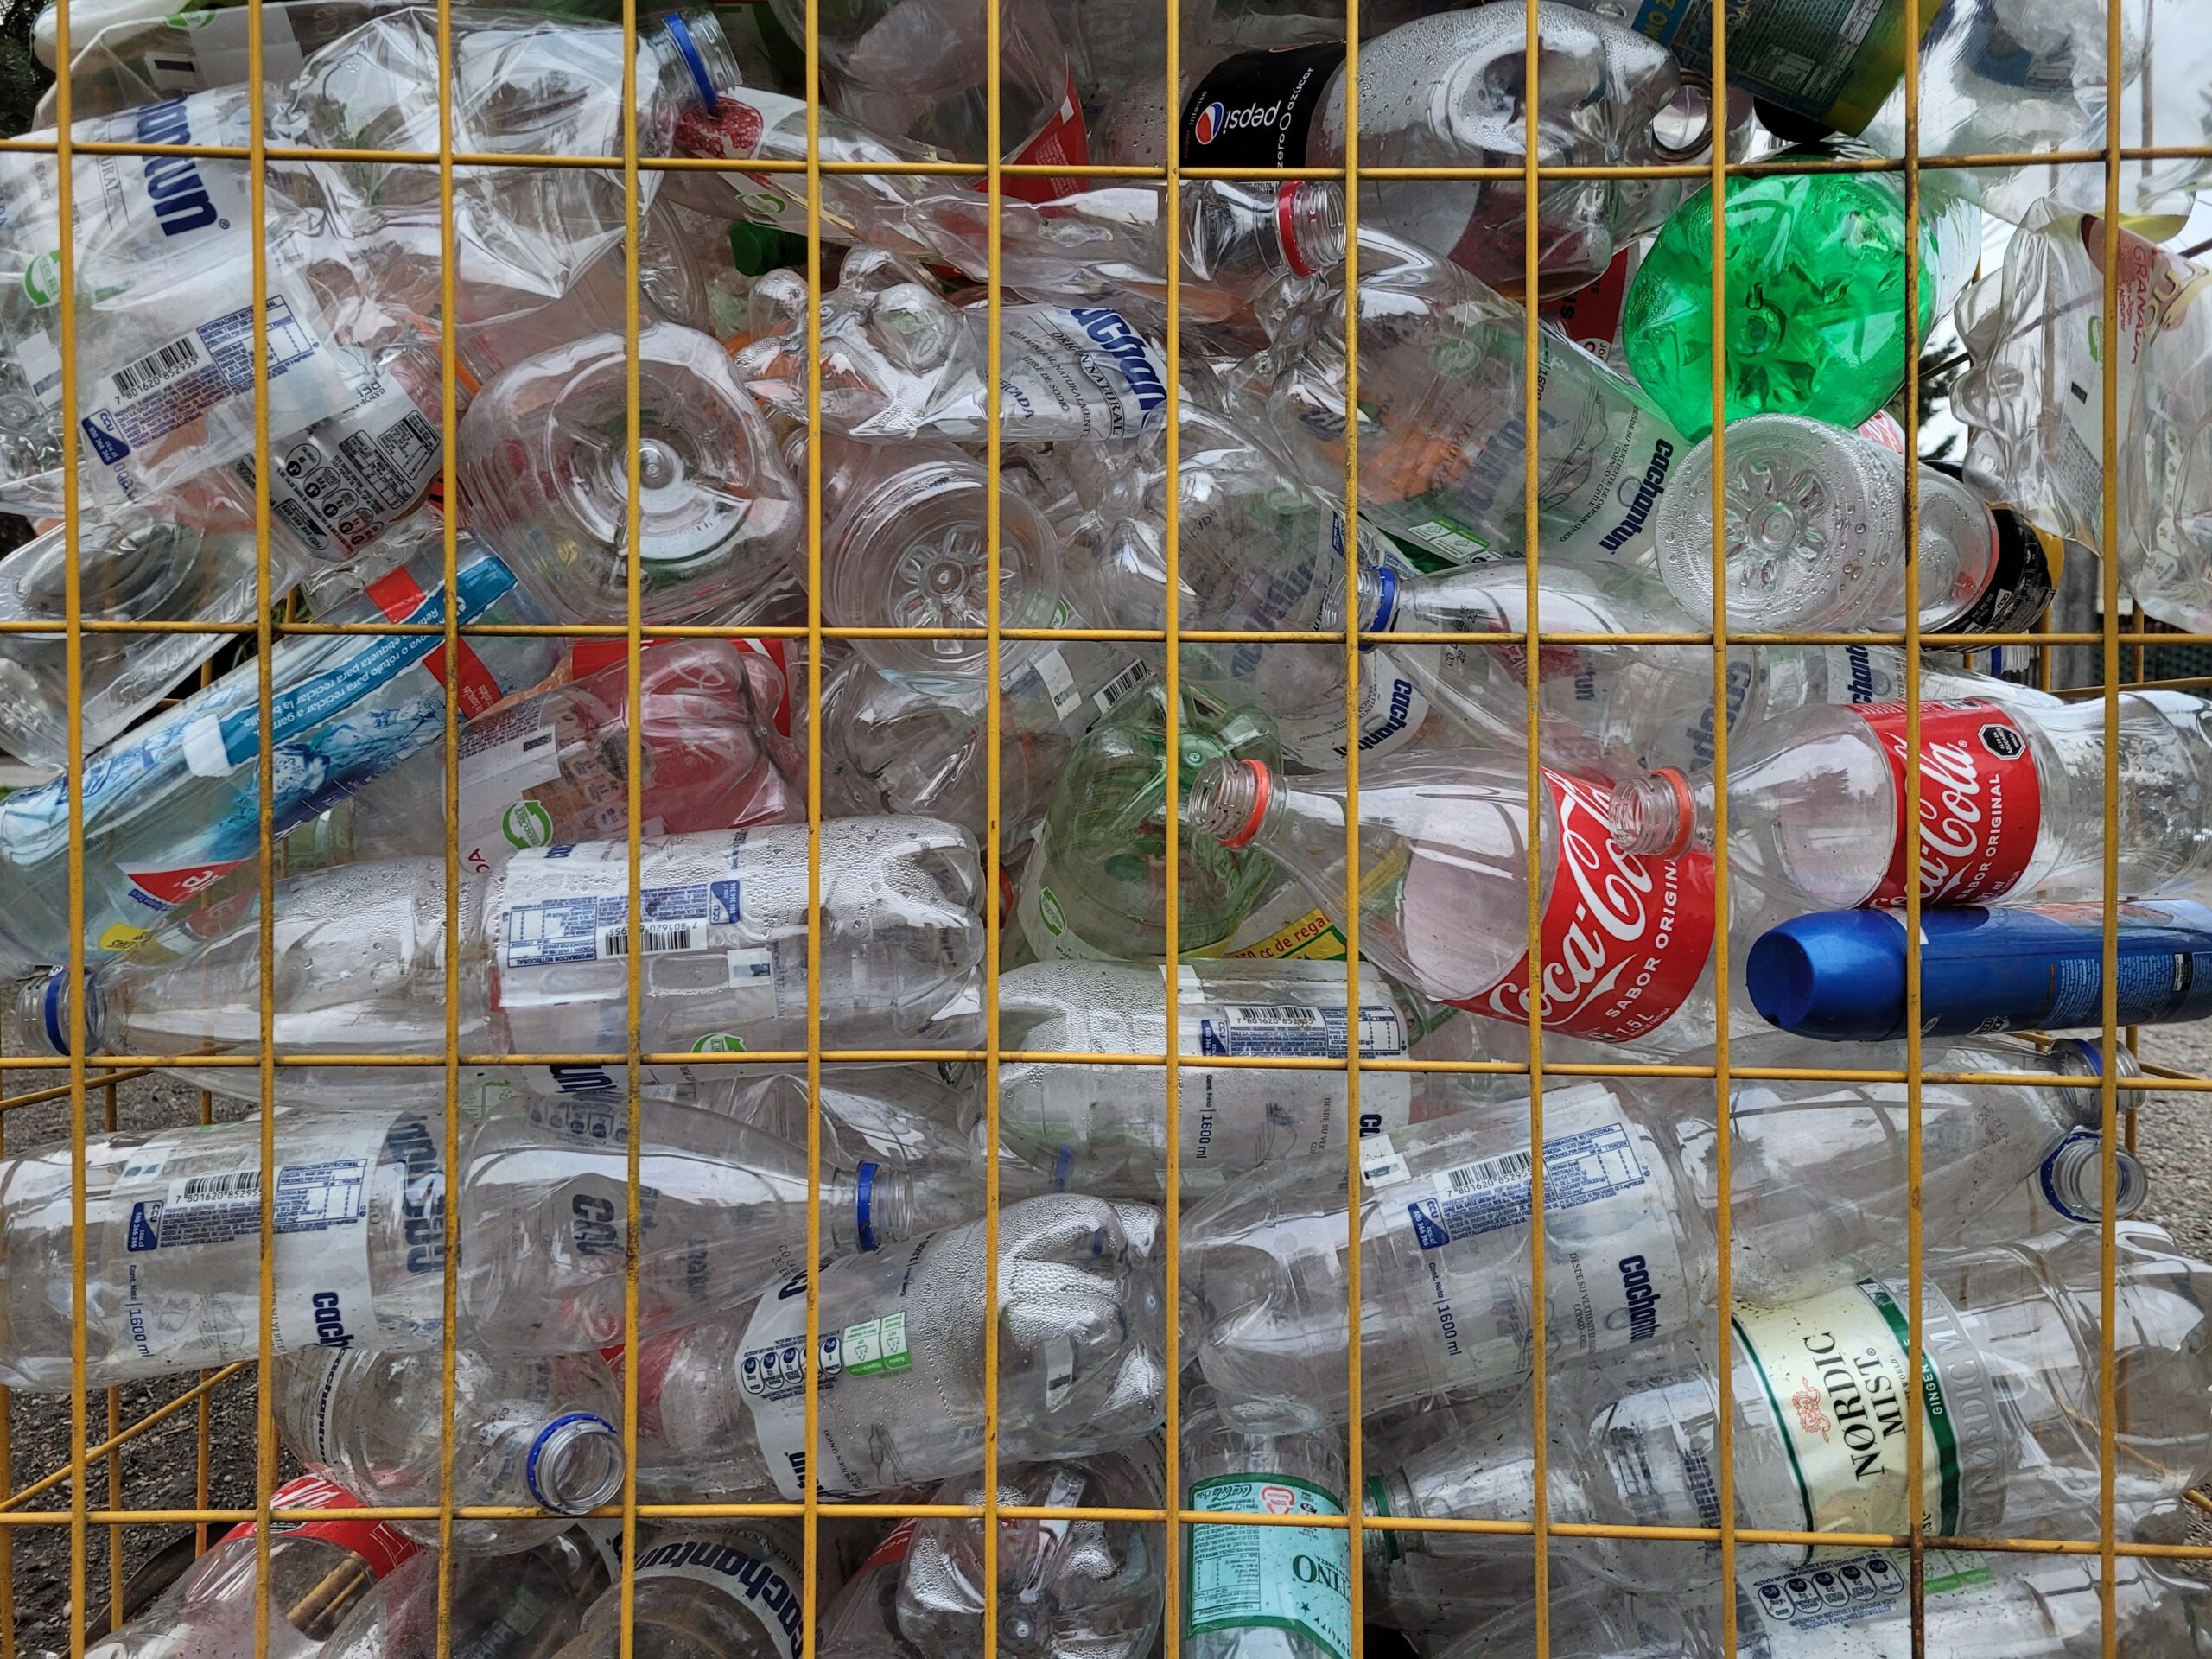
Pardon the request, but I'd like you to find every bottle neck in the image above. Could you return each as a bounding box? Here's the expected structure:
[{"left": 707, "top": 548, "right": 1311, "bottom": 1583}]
[
  {"left": 2039, "top": 1134, "right": 2148, "bottom": 1223},
  {"left": 2042, "top": 1036, "right": 2145, "bottom": 1129},
  {"left": 1274, "top": 181, "right": 1346, "bottom": 280},
  {"left": 1609, "top": 768, "right": 1712, "bottom": 861},
  {"left": 819, "top": 1161, "right": 959, "bottom": 1255},
  {"left": 1184, "top": 757, "right": 1281, "bottom": 852},
  {"left": 1359, "top": 1468, "right": 1416, "bottom": 1566},
  {"left": 4, "top": 969, "right": 71, "bottom": 1058},
  {"left": 651, "top": 10, "right": 741, "bottom": 117},
  {"left": 525, "top": 1411, "right": 626, "bottom": 1514}
]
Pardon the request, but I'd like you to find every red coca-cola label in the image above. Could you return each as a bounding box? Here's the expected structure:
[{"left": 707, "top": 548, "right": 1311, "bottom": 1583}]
[
  {"left": 982, "top": 68, "right": 1089, "bottom": 204},
  {"left": 219, "top": 1473, "right": 422, "bottom": 1580},
  {"left": 365, "top": 565, "right": 504, "bottom": 718},
  {"left": 1451, "top": 769, "right": 1716, "bottom": 1043},
  {"left": 1856, "top": 700, "right": 2043, "bottom": 904}
]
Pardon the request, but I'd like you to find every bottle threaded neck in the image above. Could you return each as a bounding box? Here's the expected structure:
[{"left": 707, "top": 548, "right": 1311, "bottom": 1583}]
[
  {"left": 1185, "top": 758, "right": 1272, "bottom": 849},
  {"left": 2041, "top": 1135, "right": 2148, "bottom": 1223},
  {"left": 526, "top": 1412, "right": 625, "bottom": 1513},
  {"left": 1276, "top": 181, "right": 1346, "bottom": 279},
  {"left": 1611, "top": 769, "right": 1694, "bottom": 859}
]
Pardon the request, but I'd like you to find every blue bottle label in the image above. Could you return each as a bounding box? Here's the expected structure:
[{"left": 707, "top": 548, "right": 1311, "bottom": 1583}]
[{"left": 1913, "top": 902, "right": 2212, "bottom": 1035}]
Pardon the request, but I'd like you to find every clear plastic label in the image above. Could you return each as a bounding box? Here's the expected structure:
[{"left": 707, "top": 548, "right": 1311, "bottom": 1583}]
[
  {"left": 1185, "top": 1475, "right": 1352, "bottom": 1659},
  {"left": 1731, "top": 1280, "right": 1961, "bottom": 1561},
  {"left": 454, "top": 700, "right": 566, "bottom": 858},
  {"left": 731, "top": 1271, "right": 866, "bottom": 1499},
  {"left": 493, "top": 835, "right": 769, "bottom": 983},
  {"left": 1407, "top": 1122, "right": 1649, "bottom": 1250},
  {"left": 240, "top": 371, "right": 442, "bottom": 559}
]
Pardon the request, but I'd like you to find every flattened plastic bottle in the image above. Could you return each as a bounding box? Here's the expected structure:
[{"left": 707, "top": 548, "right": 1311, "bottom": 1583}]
[
  {"left": 629, "top": 1195, "right": 1166, "bottom": 1502},
  {"left": 276, "top": 1345, "right": 626, "bottom": 1552},
  {"left": 0, "top": 1097, "right": 968, "bottom": 1387}
]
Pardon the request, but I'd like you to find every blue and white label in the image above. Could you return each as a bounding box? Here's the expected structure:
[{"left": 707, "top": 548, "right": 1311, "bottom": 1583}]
[
  {"left": 996, "top": 306, "right": 1170, "bottom": 441},
  {"left": 108, "top": 1115, "right": 392, "bottom": 1368},
  {"left": 1408, "top": 1122, "right": 1649, "bottom": 1250},
  {"left": 494, "top": 835, "right": 755, "bottom": 969}
]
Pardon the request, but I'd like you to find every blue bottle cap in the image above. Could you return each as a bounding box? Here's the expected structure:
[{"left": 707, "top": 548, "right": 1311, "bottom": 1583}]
[{"left": 1745, "top": 909, "right": 1907, "bottom": 1041}]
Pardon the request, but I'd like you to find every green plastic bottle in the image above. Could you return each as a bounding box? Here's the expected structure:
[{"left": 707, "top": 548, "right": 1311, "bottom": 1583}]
[
  {"left": 1014, "top": 681, "right": 1280, "bottom": 963},
  {"left": 1620, "top": 151, "right": 1980, "bottom": 441}
]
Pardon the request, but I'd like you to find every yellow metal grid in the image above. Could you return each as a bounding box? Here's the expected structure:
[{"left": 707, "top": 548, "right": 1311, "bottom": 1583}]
[{"left": 0, "top": 1, "right": 2208, "bottom": 1658}]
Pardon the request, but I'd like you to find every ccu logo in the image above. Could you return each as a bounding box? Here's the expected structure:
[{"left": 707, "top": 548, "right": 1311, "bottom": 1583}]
[{"left": 1192, "top": 100, "right": 1226, "bottom": 143}]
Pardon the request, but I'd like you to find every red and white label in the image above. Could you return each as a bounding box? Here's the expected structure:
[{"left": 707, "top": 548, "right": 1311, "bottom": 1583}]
[
  {"left": 1452, "top": 769, "right": 1716, "bottom": 1044},
  {"left": 985, "top": 68, "right": 1089, "bottom": 204},
  {"left": 123, "top": 858, "right": 248, "bottom": 907},
  {"left": 1856, "top": 410, "right": 1908, "bottom": 454},
  {"left": 365, "top": 565, "right": 504, "bottom": 718},
  {"left": 219, "top": 1473, "right": 422, "bottom": 1580},
  {"left": 858, "top": 1519, "right": 917, "bottom": 1573},
  {"left": 1539, "top": 244, "right": 1640, "bottom": 363},
  {"left": 570, "top": 637, "right": 795, "bottom": 738},
  {"left": 1856, "top": 700, "right": 2043, "bottom": 905}
]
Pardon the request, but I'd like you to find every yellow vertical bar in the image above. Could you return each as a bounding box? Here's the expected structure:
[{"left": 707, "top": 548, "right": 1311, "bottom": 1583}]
[
  {"left": 1896, "top": 1, "right": 1929, "bottom": 1649},
  {"left": 619, "top": 4, "right": 649, "bottom": 1659},
  {"left": 799, "top": 0, "right": 827, "bottom": 1635},
  {"left": 243, "top": 0, "right": 281, "bottom": 1646},
  {"left": 1515, "top": 5, "right": 1547, "bottom": 1654},
  {"left": 1159, "top": 0, "right": 1185, "bottom": 1645},
  {"left": 2096, "top": 0, "right": 2126, "bottom": 1646},
  {"left": 981, "top": 0, "right": 1006, "bottom": 1649},
  {"left": 195, "top": 1086, "right": 213, "bottom": 1559},
  {"left": 1700, "top": 1, "right": 1733, "bottom": 1649},
  {"left": 1338, "top": 0, "right": 1366, "bottom": 1646},
  {"left": 433, "top": 0, "right": 467, "bottom": 1648},
  {"left": 48, "top": 0, "right": 90, "bottom": 1640}
]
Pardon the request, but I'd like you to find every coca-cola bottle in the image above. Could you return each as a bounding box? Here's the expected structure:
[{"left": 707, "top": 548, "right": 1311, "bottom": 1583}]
[
  {"left": 1610, "top": 690, "right": 2212, "bottom": 911},
  {"left": 1180, "top": 747, "right": 1782, "bottom": 1054}
]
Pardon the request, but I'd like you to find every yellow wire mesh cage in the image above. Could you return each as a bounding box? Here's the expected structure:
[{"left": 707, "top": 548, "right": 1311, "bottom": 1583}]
[{"left": 3, "top": 0, "right": 2211, "bottom": 1657}]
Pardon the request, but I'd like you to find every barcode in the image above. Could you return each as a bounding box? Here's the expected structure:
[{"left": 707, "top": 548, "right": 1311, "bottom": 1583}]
[
  {"left": 1092, "top": 659, "right": 1153, "bottom": 715},
  {"left": 179, "top": 1169, "right": 260, "bottom": 1204},
  {"left": 521, "top": 730, "right": 555, "bottom": 755},
  {"left": 1442, "top": 1149, "right": 1533, "bottom": 1197},
  {"left": 600, "top": 921, "right": 702, "bottom": 958},
  {"left": 110, "top": 335, "right": 204, "bottom": 401},
  {"left": 1230, "top": 1005, "right": 1324, "bottom": 1027}
]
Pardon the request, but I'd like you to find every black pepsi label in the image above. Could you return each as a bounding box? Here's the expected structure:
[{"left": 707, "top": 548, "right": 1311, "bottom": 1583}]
[{"left": 1179, "top": 42, "right": 1346, "bottom": 170}]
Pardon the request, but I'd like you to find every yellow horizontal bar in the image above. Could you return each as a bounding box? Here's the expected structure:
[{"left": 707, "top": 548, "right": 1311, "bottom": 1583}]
[
  {"left": 25, "top": 617, "right": 2212, "bottom": 652},
  {"left": 12, "top": 138, "right": 2209, "bottom": 177}
]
